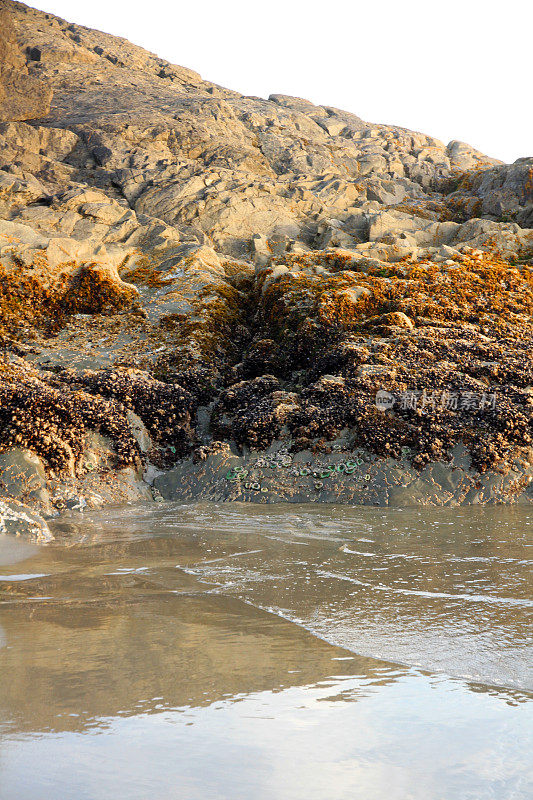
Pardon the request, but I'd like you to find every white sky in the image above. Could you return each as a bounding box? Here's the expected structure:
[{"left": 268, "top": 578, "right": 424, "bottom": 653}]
[{"left": 27, "top": 0, "right": 532, "bottom": 164}]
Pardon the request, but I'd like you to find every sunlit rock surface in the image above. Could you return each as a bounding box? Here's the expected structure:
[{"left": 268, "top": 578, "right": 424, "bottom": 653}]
[{"left": 0, "top": 0, "right": 531, "bottom": 522}]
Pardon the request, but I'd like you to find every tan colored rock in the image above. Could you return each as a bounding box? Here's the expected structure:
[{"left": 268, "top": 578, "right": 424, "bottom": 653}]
[
  {"left": 365, "top": 311, "right": 414, "bottom": 330},
  {"left": 0, "top": 6, "right": 52, "bottom": 122}
]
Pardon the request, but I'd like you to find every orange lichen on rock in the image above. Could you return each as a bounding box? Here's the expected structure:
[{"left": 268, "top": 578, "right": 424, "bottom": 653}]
[
  {"left": 0, "top": 258, "right": 139, "bottom": 339},
  {"left": 259, "top": 249, "right": 533, "bottom": 338}
]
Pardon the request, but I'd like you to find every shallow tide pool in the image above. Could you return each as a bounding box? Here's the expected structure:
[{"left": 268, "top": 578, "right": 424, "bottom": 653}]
[{"left": 0, "top": 504, "right": 531, "bottom": 799}]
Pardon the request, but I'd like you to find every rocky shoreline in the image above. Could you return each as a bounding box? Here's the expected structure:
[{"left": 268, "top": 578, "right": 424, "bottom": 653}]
[
  {"left": 153, "top": 443, "right": 533, "bottom": 506},
  {"left": 0, "top": 0, "right": 532, "bottom": 538}
]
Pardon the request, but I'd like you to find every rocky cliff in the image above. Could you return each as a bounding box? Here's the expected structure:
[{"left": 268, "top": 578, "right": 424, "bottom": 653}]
[{"left": 0, "top": 0, "right": 532, "bottom": 533}]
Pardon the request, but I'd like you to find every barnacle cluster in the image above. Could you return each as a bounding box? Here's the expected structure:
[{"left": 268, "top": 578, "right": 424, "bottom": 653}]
[
  {"left": 210, "top": 249, "right": 533, "bottom": 471},
  {"left": 1, "top": 243, "right": 531, "bottom": 481},
  {"left": 64, "top": 367, "right": 196, "bottom": 455},
  {"left": 0, "top": 359, "right": 140, "bottom": 475}
]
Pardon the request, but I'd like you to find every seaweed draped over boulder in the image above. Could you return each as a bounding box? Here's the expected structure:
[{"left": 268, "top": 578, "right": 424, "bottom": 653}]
[
  {"left": 257, "top": 249, "right": 533, "bottom": 339},
  {"left": 0, "top": 257, "right": 140, "bottom": 340}
]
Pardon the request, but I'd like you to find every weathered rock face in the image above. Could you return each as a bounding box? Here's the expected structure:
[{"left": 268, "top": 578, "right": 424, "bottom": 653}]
[
  {"left": 0, "top": 0, "right": 531, "bottom": 519},
  {"left": 0, "top": 4, "right": 52, "bottom": 123},
  {"left": 444, "top": 158, "right": 533, "bottom": 228}
]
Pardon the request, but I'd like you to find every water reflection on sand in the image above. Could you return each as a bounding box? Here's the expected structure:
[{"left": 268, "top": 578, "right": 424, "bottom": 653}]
[{"left": 0, "top": 503, "right": 531, "bottom": 800}]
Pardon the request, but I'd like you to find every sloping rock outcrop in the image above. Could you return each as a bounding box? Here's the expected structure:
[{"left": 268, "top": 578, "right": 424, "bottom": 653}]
[
  {"left": 0, "top": 0, "right": 531, "bottom": 522},
  {"left": 0, "top": 2, "right": 52, "bottom": 122}
]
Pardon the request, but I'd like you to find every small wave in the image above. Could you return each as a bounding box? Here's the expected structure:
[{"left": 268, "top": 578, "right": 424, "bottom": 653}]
[
  {"left": 316, "top": 570, "right": 533, "bottom": 608},
  {"left": 341, "top": 547, "right": 376, "bottom": 556},
  {"left": 197, "top": 549, "right": 264, "bottom": 565}
]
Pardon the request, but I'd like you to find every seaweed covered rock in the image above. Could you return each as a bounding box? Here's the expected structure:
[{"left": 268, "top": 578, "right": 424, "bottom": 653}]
[
  {"left": 209, "top": 247, "right": 533, "bottom": 471},
  {"left": 0, "top": 220, "right": 140, "bottom": 340}
]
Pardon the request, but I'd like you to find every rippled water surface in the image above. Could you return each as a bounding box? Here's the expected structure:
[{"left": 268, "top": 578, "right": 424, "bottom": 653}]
[{"left": 0, "top": 503, "right": 531, "bottom": 799}]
